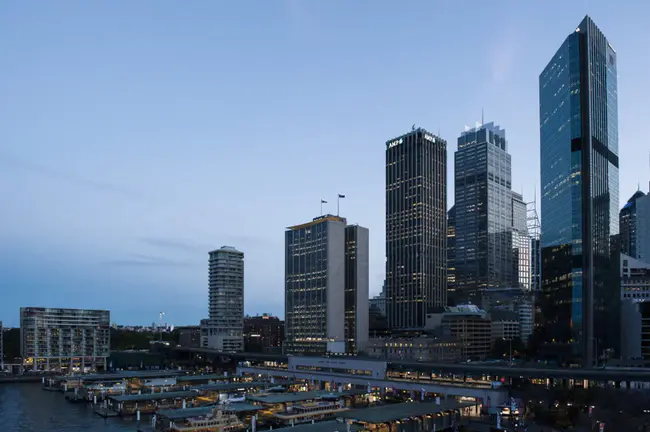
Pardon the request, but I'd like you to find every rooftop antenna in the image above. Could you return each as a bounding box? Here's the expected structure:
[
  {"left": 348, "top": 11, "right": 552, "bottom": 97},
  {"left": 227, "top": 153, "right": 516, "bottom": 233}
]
[
  {"left": 412, "top": 124, "right": 416, "bottom": 131},
  {"left": 481, "top": 107, "right": 484, "bottom": 126}
]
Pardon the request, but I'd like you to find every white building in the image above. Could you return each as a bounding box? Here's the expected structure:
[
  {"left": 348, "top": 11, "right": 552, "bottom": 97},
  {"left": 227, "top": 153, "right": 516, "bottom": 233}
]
[
  {"left": 20, "top": 307, "right": 110, "bottom": 371},
  {"left": 284, "top": 214, "right": 369, "bottom": 355},
  {"left": 201, "top": 246, "right": 244, "bottom": 352}
]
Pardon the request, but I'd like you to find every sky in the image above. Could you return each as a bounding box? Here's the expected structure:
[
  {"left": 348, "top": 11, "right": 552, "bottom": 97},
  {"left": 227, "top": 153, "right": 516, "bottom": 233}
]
[{"left": 1, "top": 1, "right": 649, "bottom": 327}]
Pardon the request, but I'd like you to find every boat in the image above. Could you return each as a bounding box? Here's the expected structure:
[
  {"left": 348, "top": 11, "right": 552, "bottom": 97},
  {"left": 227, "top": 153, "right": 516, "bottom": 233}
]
[{"left": 169, "top": 407, "right": 244, "bottom": 432}]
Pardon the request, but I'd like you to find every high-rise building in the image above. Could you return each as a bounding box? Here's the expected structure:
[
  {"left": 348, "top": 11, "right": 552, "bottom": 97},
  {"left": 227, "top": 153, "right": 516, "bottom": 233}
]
[
  {"left": 20, "top": 307, "right": 110, "bottom": 371},
  {"left": 453, "top": 122, "right": 512, "bottom": 303},
  {"left": 344, "top": 224, "right": 370, "bottom": 353},
  {"left": 620, "top": 188, "right": 650, "bottom": 263},
  {"left": 511, "top": 192, "right": 531, "bottom": 291},
  {"left": 539, "top": 16, "right": 620, "bottom": 365},
  {"left": 369, "top": 282, "right": 387, "bottom": 317},
  {"left": 527, "top": 199, "right": 542, "bottom": 293},
  {"left": 386, "top": 127, "right": 447, "bottom": 329},
  {"left": 447, "top": 205, "right": 457, "bottom": 303},
  {"left": 201, "top": 246, "right": 244, "bottom": 352},
  {"left": 620, "top": 254, "right": 650, "bottom": 361},
  {"left": 0, "top": 321, "right": 3, "bottom": 371},
  {"left": 284, "top": 215, "right": 369, "bottom": 354}
]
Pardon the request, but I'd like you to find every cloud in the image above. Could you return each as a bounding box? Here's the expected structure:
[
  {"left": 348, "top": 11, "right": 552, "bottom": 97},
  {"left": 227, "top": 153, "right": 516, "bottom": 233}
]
[
  {"left": 104, "top": 253, "right": 198, "bottom": 268},
  {"left": 0, "top": 150, "right": 145, "bottom": 199},
  {"left": 139, "top": 237, "right": 209, "bottom": 252}
]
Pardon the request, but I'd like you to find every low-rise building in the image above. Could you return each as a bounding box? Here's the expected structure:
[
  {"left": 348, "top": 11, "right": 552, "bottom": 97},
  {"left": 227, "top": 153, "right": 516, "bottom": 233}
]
[
  {"left": 481, "top": 287, "right": 534, "bottom": 345},
  {"left": 244, "top": 314, "right": 284, "bottom": 353},
  {"left": 20, "top": 307, "right": 110, "bottom": 372},
  {"left": 425, "top": 305, "right": 491, "bottom": 361},
  {"left": 364, "top": 335, "right": 463, "bottom": 362},
  {"left": 620, "top": 254, "right": 650, "bottom": 360},
  {"left": 177, "top": 326, "right": 201, "bottom": 349},
  {"left": 490, "top": 310, "right": 520, "bottom": 342}
]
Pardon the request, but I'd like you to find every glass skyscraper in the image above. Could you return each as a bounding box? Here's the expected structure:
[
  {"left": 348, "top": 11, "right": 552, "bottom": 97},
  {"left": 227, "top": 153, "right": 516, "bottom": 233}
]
[
  {"left": 453, "top": 122, "right": 513, "bottom": 304},
  {"left": 539, "top": 16, "right": 620, "bottom": 365},
  {"left": 385, "top": 127, "right": 447, "bottom": 329}
]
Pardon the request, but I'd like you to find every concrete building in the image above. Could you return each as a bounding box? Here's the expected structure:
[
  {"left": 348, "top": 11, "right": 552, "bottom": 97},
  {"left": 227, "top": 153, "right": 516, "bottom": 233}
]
[
  {"left": 481, "top": 287, "right": 534, "bottom": 346},
  {"left": 244, "top": 314, "right": 284, "bottom": 354},
  {"left": 177, "top": 326, "right": 201, "bottom": 349},
  {"left": 386, "top": 127, "right": 447, "bottom": 329},
  {"left": 201, "top": 246, "right": 244, "bottom": 352},
  {"left": 425, "top": 304, "right": 491, "bottom": 360},
  {"left": 344, "top": 224, "right": 370, "bottom": 353},
  {"left": 490, "top": 310, "right": 521, "bottom": 342},
  {"left": 364, "top": 335, "right": 463, "bottom": 363},
  {"left": 620, "top": 254, "right": 650, "bottom": 360},
  {"left": 20, "top": 307, "right": 110, "bottom": 371},
  {"left": 511, "top": 192, "right": 531, "bottom": 291},
  {"left": 453, "top": 122, "right": 513, "bottom": 304},
  {"left": 285, "top": 215, "right": 369, "bottom": 355}
]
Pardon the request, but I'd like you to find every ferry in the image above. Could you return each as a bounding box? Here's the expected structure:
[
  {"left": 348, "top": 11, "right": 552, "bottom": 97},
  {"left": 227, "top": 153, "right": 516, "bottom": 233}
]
[
  {"left": 169, "top": 407, "right": 244, "bottom": 432},
  {"left": 273, "top": 400, "right": 349, "bottom": 426}
]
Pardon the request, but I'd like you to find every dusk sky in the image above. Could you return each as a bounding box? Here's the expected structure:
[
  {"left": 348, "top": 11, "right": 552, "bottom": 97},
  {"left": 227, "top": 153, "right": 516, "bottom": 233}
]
[{"left": 1, "top": 1, "right": 648, "bottom": 327}]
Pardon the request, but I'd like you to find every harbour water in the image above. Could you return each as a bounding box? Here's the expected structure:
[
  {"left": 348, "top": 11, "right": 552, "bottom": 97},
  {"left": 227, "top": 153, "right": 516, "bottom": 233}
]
[{"left": 0, "top": 383, "right": 142, "bottom": 431}]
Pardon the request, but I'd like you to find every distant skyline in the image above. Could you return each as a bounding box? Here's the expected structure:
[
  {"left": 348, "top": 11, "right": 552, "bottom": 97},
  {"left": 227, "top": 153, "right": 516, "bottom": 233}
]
[{"left": 1, "top": 1, "right": 649, "bottom": 326}]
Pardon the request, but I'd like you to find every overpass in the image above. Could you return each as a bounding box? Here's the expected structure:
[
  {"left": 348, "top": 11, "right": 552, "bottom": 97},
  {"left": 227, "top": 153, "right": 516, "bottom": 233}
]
[{"left": 173, "top": 347, "right": 650, "bottom": 383}]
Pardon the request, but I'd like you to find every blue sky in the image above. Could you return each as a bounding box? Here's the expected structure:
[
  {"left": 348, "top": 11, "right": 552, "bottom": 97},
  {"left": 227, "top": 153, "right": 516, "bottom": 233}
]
[{"left": 1, "top": 1, "right": 648, "bottom": 326}]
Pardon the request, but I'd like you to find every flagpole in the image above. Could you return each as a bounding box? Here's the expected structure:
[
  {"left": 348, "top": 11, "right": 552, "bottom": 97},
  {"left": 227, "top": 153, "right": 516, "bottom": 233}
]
[
  {"left": 321, "top": 199, "right": 323, "bottom": 216},
  {"left": 337, "top": 196, "right": 340, "bottom": 216}
]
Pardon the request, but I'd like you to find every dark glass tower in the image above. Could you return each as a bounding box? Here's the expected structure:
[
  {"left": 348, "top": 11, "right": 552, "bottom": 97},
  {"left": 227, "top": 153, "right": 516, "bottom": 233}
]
[
  {"left": 447, "top": 205, "right": 457, "bottom": 304},
  {"left": 385, "top": 127, "right": 447, "bottom": 329},
  {"left": 453, "top": 122, "right": 513, "bottom": 303},
  {"left": 620, "top": 190, "right": 646, "bottom": 258},
  {"left": 539, "top": 16, "right": 619, "bottom": 365}
]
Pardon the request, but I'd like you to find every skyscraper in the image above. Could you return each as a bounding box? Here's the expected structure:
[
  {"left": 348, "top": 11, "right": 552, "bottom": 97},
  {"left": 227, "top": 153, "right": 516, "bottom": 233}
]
[
  {"left": 385, "top": 128, "right": 447, "bottom": 329},
  {"left": 447, "top": 205, "right": 457, "bottom": 303},
  {"left": 511, "top": 192, "right": 531, "bottom": 291},
  {"left": 453, "top": 122, "right": 513, "bottom": 303},
  {"left": 284, "top": 215, "right": 369, "bottom": 354},
  {"left": 201, "top": 246, "right": 244, "bottom": 352},
  {"left": 539, "top": 16, "right": 620, "bottom": 365},
  {"left": 620, "top": 189, "right": 650, "bottom": 262}
]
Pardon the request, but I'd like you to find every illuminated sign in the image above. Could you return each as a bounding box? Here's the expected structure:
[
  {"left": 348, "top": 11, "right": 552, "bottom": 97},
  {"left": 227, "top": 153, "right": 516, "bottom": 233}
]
[
  {"left": 388, "top": 138, "right": 403, "bottom": 148},
  {"left": 424, "top": 134, "right": 435, "bottom": 142}
]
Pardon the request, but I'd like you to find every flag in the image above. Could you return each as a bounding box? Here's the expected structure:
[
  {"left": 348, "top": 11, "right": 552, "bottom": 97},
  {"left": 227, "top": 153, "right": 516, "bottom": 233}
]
[
  {"left": 321, "top": 199, "right": 327, "bottom": 203},
  {"left": 338, "top": 194, "right": 345, "bottom": 198}
]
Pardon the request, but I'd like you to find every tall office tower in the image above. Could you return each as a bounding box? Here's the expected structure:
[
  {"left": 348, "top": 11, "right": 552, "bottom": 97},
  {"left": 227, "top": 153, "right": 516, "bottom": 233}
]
[
  {"left": 511, "top": 192, "right": 531, "bottom": 290},
  {"left": 527, "top": 200, "right": 542, "bottom": 292},
  {"left": 344, "top": 224, "right": 370, "bottom": 353},
  {"left": 20, "top": 308, "right": 110, "bottom": 371},
  {"left": 386, "top": 128, "right": 447, "bottom": 329},
  {"left": 447, "top": 205, "right": 457, "bottom": 304},
  {"left": 201, "top": 246, "right": 244, "bottom": 352},
  {"left": 620, "top": 189, "right": 650, "bottom": 262},
  {"left": 539, "top": 16, "right": 620, "bottom": 365},
  {"left": 0, "top": 321, "right": 3, "bottom": 371},
  {"left": 285, "top": 215, "right": 369, "bottom": 354},
  {"left": 454, "top": 122, "right": 512, "bottom": 303}
]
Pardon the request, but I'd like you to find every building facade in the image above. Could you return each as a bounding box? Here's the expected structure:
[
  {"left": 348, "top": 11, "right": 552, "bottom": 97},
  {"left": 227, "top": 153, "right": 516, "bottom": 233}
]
[
  {"left": 201, "top": 246, "right": 244, "bottom": 352},
  {"left": 344, "top": 225, "right": 370, "bottom": 353},
  {"left": 620, "top": 254, "right": 650, "bottom": 360},
  {"left": 20, "top": 307, "right": 110, "bottom": 371},
  {"left": 481, "top": 287, "right": 534, "bottom": 346},
  {"left": 447, "top": 205, "right": 457, "bottom": 303},
  {"left": 177, "top": 326, "right": 201, "bottom": 349},
  {"left": 620, "top": 188, "right": 650, "bottom": 263},
  {"left": 369, "top": 283, "right": 387, "bottom": 317},
  {"left": 285, "top": 215, "right": 369, "bottom": 355},
  {"left": 364, "top": 335, "right": 463, "bottom": 363},
  {"left": 511, "top": 192, "right": 531, "bottom": 291},
  {"left": 453, "top": 122, "right": 513, "bottom": 303},
  {"left": 539, "top": 16, "right": 620, "bottom": 365},
  {"left": 386, "top": 127, "right": 447, "bottom": 329},
  {"left": 425, "top": 304, "right": 491, "bottom": 360},
  {"left": 243, "top": 314, "right": 284, "bottom": 354},
  {"left": 0, "top": 321, "right": 3, "bottom": 371}
]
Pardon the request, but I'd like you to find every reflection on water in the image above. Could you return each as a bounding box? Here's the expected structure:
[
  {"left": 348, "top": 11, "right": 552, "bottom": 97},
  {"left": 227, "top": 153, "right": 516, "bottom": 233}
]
[{"left": 0, "top": 383, "right": 141, "bottom": 431}]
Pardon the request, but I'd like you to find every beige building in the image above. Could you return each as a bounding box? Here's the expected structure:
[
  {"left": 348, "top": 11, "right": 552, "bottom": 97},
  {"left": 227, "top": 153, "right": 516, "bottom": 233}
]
[{"left": 426, "top": 304, "right": 491, "bottom": 360}]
